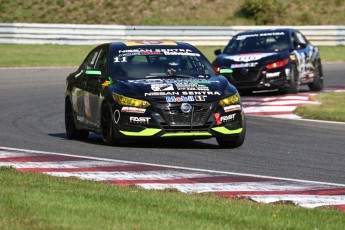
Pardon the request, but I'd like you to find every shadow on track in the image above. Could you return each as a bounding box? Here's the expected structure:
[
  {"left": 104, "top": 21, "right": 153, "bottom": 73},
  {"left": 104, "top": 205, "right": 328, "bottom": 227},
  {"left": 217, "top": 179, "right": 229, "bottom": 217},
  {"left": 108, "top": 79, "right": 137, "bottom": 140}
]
[{"left": 49, "top": 133, "right": 220, "bottom": 149}]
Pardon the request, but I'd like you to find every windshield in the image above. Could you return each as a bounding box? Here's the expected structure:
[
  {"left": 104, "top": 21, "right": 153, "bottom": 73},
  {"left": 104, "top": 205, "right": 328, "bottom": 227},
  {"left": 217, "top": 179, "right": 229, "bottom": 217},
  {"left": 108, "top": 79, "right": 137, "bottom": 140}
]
[
  {"left": 224, "top": 31, "right": 290, "bottom": 54},
  {"left": 111, "top": 47, "right": 216, "bottom": 80}
]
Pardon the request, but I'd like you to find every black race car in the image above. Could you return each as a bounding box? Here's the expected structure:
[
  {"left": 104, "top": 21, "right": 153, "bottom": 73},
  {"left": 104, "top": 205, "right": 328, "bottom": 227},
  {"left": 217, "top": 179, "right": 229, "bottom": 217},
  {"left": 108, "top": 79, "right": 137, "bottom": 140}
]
[
  {"left": 212, "top": 29, "right": 324, "bottom": 94},
  {"left": 65, "top": 41, "right": 245, "bottom": 148}
]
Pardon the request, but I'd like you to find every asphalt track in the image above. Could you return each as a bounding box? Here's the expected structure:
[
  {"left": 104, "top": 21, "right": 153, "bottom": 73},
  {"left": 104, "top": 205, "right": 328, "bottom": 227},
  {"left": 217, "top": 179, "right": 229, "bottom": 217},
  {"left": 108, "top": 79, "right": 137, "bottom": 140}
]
[{"left": 0, "top": 63, "right": 344, "bottom": 184}]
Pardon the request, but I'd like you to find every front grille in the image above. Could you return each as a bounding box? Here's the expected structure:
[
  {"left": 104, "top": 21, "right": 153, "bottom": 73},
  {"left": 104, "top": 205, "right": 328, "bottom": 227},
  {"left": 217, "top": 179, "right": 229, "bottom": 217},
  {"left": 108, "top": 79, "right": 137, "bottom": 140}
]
[
  {"left": 154, "top": 102, "right": 214, "bottom": 129},
  {"left": 232, "top": 68, "right": 260, "bottom": 83}
]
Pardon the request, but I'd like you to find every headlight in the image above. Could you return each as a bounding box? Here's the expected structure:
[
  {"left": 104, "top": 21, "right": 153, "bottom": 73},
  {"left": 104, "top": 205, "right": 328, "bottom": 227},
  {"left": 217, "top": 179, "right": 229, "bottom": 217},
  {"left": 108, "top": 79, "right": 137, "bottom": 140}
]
[
  {"left": 113, "top": 93, "right": 150, "bottom": 109},
  {"left": 219, "top": 93, "right": 240, "bottom": 107}
]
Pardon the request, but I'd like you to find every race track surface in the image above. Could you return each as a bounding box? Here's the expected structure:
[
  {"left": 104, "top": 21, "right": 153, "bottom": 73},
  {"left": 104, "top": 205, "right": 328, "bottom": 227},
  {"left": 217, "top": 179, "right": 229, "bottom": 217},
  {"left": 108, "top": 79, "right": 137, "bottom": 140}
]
[{"left": 0, "top": 63, "right": 344, "bottom": 185}]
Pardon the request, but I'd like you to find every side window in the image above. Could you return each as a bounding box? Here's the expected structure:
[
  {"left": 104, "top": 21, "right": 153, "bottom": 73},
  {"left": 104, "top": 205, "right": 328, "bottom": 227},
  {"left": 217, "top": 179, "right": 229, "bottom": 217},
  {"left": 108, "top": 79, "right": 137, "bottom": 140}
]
[
  {"left": 292, "top": 32, "right": 307, "bottom": 49},
  {"left": 85, "top": 50, "right": 100, "bottom": 70},
  {"left": 295, "top": 32, "right": 306, "bottom": 45},
  {"left": 94, "top": 49, "right": 107, "bottom": 76}
]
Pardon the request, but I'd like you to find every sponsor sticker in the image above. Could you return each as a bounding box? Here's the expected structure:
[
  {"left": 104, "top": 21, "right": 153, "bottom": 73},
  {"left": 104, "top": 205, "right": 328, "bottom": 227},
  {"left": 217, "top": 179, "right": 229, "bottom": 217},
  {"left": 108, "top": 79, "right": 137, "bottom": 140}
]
[
  {"left": 225, "top": 53, "right": 276, "bottom": 62},
  {"left": 151, "top": 84, "right": 174, "bottom": 91},
  {"left": 166, "top": 96, "right": 195, "bottom": 103},
  {"left": 121, "top": 107, "right": 146, "bottom": 114},
  {"left": 223, "top": 105, "right": 241, "bottom": 112},
  {"left": 231, "top": 62, "right": 258, "bottom": 68}
]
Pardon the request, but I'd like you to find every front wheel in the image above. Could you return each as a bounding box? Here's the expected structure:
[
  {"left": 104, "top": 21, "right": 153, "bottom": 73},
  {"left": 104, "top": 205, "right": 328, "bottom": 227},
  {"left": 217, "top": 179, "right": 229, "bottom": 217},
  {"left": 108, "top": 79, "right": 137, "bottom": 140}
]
[
  {"left": 216, "top": 126, "right": 246, "bottom": 149},
  {"left": 101, "top": 104, "right": 120, "bottom": 146},
  {"left": 287, "top": 65, "right": 299, "bottom": 94},
  {"left": 308, "top": 60, "right": 323, "bottom": 91},
  {"left": 65, "top": 99, "right": 89, "bottom": 140}
]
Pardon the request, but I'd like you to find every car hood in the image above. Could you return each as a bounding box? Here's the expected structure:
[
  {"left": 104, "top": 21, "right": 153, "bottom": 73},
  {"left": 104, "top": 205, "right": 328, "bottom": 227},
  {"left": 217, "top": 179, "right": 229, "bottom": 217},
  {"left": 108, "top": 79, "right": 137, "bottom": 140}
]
[
  {"left": 109, "top": 76, "right": 237, "bottom": 103},
  {"left": 214, "top": 51, "right": 289, "bottom": 67}
]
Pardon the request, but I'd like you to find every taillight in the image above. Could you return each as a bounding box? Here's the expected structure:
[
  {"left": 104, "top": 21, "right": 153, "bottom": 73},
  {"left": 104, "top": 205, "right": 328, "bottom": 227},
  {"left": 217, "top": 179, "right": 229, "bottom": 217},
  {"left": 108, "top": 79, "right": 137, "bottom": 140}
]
[
  {"left": 214, "top": 66, "right": 220, "bottom": 72},
  {"left": 266, "top": 58, "right": 289, "bottom": 69}
]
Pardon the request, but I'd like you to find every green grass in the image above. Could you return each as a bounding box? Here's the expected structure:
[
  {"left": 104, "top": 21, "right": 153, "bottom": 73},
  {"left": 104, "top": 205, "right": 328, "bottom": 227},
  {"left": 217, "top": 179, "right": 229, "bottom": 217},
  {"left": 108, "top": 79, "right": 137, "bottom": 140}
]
[
  {"left": 294, "top": 92, "right": 345, "bottom": 122},
  {"left": 1, "top": 166, "right": 344, "bottom": 230},
  {"left": 0, "top": 44, "right": 344, "bottom": 67},
  {"left": 0, "top": 0, "right": 344, "bottom": 26}
]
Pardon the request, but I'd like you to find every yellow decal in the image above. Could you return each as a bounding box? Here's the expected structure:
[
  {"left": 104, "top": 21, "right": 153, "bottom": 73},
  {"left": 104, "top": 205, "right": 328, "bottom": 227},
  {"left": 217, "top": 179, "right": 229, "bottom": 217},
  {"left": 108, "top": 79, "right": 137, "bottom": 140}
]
[
  {"left": 290, "top": 55, "right": 296, "bottom": 61},
  {"left": 102, "top": 81, "right": 110, "bottom": 87},
  {"left": 124, "top": 41, "right": 177, "bottom": 46}
]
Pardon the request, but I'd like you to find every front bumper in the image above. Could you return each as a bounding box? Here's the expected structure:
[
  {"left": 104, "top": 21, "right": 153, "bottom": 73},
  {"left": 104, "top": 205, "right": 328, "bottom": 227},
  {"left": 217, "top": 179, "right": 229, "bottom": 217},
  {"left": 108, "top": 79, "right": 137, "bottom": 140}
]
[{"left": 112, "top": 102, "right": 245, "bottom": 139}]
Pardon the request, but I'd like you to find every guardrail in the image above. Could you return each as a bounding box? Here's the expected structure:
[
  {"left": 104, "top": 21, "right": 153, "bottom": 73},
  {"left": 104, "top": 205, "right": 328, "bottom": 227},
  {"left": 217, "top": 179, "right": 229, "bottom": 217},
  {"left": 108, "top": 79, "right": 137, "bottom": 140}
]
[{"left": 0, "top": 23, "right": 344, "bottom": 46}]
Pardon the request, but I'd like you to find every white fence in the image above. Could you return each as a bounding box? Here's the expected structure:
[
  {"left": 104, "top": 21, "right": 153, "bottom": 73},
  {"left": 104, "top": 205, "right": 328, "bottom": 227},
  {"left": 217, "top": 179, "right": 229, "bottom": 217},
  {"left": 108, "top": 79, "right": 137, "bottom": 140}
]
[{"left": 0, "top": 23, "right": 344, "bottom": 46}]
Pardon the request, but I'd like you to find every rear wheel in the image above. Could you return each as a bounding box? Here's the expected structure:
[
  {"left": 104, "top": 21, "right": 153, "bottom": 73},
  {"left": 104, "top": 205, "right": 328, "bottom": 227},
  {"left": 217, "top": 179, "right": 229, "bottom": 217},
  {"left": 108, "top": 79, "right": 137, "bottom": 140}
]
[
  {"left": 308, "top": 60, "right": 323, "bottom": 91},
  {"left": 65, "top": 99, "right": 89, "bottom": 140},
  {"left": 216, "top": 125, "right": 246, "bottom": 149},
  {"left": 287, "top": 65, "right": 299, "bottom": 94},
  {"left": 101, "top": 104, "right": 120, "bottom": 146}
]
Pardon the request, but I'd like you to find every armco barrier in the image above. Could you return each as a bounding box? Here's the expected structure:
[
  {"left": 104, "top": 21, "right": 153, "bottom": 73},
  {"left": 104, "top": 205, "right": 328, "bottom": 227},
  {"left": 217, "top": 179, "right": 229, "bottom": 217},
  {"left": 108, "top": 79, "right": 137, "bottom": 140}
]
[{"left": 0, "top": 23, "right": 344, "bottom": 46}]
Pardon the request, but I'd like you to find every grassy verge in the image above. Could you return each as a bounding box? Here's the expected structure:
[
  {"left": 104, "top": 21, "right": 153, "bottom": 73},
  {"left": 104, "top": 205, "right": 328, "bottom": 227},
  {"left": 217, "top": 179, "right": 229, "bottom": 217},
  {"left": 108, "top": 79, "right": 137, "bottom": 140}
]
[
  {"left": 294, "top": 92, "right": 345, "bottom": 122},
  {"left": 0, "top": 167, "right": 344, "bottom": 230},
  {"left": 0, "top": 44, "right": 345, "bottom": 67}
]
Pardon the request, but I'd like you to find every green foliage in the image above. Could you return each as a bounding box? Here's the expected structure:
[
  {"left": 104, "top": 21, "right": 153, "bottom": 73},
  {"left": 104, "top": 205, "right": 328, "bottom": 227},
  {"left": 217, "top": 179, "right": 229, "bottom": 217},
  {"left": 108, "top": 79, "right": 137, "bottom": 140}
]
[
  {"left": 294, "top": 92, "right": 345, "bottom": 122},
  {"left": 0, "top": 0, "right": 344, "bottom": 25},
  {"left": 1, "top": 167, "right": 345, "bottom": 229},
  {"left": 239, "top": 0, "right": 287, "bottom": 25}
]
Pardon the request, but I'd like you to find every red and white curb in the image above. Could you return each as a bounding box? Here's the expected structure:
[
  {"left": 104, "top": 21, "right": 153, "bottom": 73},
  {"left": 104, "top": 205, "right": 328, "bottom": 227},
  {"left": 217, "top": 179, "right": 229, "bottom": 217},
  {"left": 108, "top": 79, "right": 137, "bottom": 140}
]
[
  {"left": 242, "top": 86, "right": 345, "bottom": 119},
  {"left": 1, "top": 146, "right": 345, "bottom": 212}
]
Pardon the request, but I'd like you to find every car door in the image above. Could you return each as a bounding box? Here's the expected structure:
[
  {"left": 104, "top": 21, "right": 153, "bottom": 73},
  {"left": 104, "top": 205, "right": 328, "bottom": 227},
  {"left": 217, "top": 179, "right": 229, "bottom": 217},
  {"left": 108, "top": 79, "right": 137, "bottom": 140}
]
[
  {"left": 292, "top": 31, "right": 310, "bottom": 83},
  {"left": 71, "top": 48, "right": 100, "bottom": 126},
  {"left": 85, "top": 46, "right": 108, "bottom": 128}
]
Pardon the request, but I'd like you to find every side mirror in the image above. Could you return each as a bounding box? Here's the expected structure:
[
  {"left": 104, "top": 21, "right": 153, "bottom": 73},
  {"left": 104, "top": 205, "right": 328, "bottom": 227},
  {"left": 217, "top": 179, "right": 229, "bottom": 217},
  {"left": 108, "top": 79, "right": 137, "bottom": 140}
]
[
  {"left": 85, "top": 69, "right": 102, "bottom": 78},
  {"left": 219, "top": 68, "right": 233, "bottom": 74},
  {"left": 295, "top": 43, "right": 307, "bottom": 50},
  {"left": 214, "top": 49, "right": 222, "bottom": 56}
]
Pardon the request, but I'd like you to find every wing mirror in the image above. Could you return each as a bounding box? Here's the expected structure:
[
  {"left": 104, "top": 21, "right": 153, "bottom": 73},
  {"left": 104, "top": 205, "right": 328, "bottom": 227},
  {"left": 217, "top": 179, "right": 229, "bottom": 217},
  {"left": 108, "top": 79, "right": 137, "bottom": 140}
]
[
  {"left": 219, "top": 68, "right": 233, "bottom": 74},
  {"left": 214, "top": 49, "right": 222, "bottom": 56},
  {"left": 85, "top": 70, "right": 105, "bottom": 80}
]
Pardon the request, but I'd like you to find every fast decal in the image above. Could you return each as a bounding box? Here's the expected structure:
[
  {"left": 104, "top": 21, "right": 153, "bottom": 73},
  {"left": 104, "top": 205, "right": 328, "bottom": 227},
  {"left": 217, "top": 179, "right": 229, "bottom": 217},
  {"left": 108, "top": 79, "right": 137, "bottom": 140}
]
[
  {"left": 225, "top": 53, "right": 276, "bottom": 62},
  {"left": 151, "top": 84, "right": 174, "bottom": 91},
  {"left": 129, "top": 116, "right": 151, "bottom": 124},
  {"left": 223, "top": 105, "right": 241, "bottom": 113},
  {"left": 220, "top": 113, "right": 236, "bottom": 123},
  {"left": 236, "top": 32, "right": 285, "bottom": 40},
  {"left": 121, "top": 107, "right": 146, "bottom": 114},
  {"left": 294, "top": 50, "right": 307, "bottom": 75},
  {"left": 231, "top": 62, "right": 258, "bottom": 68},
  {"left": 124, "top": 41, "right": 177, "bottom": 46},
  {"left": 266, "top": 72, "right": 281, "bottom": 79}
]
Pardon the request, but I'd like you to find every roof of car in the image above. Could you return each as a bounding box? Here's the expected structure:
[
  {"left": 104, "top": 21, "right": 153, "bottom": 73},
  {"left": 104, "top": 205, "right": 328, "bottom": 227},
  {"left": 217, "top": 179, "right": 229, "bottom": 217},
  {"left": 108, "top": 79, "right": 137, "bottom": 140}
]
[{"left": 109, "top": 41, "right": 195, "bottom": 50}]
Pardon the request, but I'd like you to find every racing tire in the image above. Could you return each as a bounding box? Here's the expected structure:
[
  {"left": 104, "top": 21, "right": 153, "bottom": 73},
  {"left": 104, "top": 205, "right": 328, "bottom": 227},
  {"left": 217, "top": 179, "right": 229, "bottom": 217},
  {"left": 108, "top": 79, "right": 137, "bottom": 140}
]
[
  {"left": 216, "top": 125, "right": 246, "bottom": 149},
  {"left": 101, "top": 104, "right": 120, "bottom": 146},
  {"left": 308, "top": 60, "right": 324, "bottom": 91},
  {"left": 287, "top": 64, "right": 299, "bottom": 94},
  {"left": 65, "top": 99, "right": 89, "bottom": 140}
]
